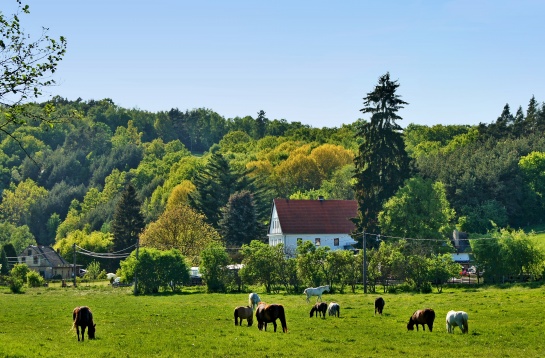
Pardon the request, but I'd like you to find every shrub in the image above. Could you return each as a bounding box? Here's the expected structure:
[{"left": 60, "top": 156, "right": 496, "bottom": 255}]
[
  {"left": 26, "top": 271, "right": 44, "bottom": 287},
  {"left": 9, "top": 277, "right": 24, "bottom": 293},
  {"left": 10, "top": 264, "right": 30, "bottom": 282}
]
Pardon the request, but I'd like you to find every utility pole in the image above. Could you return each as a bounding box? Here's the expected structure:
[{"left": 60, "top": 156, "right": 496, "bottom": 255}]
[
  {"left": 72, "top": 243, "right": 77, "bottom": 287},
  {"left": 363, "top": 231, "right": 367, "bottom": 294},
  {"left": 133, "top": 237, "right": 139, "bottom": 295}
]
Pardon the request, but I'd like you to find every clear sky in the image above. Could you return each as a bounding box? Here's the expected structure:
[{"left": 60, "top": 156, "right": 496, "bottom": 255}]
[{"left": 11, "top": 0, "right": 545, "bottom": 128}]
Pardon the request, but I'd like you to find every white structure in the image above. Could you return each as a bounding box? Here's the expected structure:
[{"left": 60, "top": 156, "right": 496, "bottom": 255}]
[{"left": 268, "top": 198, "right": 358, "bottom": 256}]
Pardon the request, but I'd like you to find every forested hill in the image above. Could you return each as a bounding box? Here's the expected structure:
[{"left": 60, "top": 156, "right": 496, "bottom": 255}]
[{"left": 1, "top": 96, "right": 544, "bottom": 264}]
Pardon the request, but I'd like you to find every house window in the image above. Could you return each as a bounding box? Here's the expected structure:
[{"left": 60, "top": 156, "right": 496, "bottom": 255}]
[
  {"left": 33, "top": 255, "right": 38, "bottom": 264},
  {"left": 334, "top": 238, "right": 339, "bottom": 246},
  {"left": 315, "top": 238, "right": 321, "bottom": 246},
  {"left": 28, "top": 250, "right": 32, "bottom": 256}
]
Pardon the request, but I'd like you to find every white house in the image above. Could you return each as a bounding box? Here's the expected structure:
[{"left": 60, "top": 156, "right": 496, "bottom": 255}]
[
  {"left": 268, "top": 198, "right": 358, "bottom": 255},
  {"left": 18, "top": 245, "right": 76, "bottom": 279}
]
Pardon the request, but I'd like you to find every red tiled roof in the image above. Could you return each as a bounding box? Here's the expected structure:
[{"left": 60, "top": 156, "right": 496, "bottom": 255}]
[{"left": 273, "top": 199, "right": 357, "bottom": 234}]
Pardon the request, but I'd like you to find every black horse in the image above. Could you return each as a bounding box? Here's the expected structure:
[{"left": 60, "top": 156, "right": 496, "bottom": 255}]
[
  {"left": 73, "top": 306, "right": 96, "bottom": 341},
  {"left": 407, "top": 308, "right": 435, "bottom": 332},
  {"left": 255, "top": 303, "right": 288, "bottom": 333},
  {"left": 310, "top": 302, "right": 328, "bottom": 318},
  {"left": 375, "top": 297, "right": 385, "bottom": 315}
]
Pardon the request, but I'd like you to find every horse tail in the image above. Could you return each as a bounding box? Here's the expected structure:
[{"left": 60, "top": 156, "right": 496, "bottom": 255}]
[
  {"left": 234, "top": 308, "right": 239, "bottom": 326},
  {"left": 279, "top": 306, "right": 288, "bottom": 333},
  {"left": 462, "top": 313, "right": 469, "bottom": 333},
  {"left": 72, "top": 307, "right": 79, "bottom": 330}
]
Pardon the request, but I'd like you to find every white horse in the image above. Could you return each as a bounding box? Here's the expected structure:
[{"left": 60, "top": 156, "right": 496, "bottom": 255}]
[
  {"left": 327, "top": 302, "right": 340, "bottom": 317},
  {"left": 303, "top": 285, "right": 330, "bottom": 303},
  {"left": 446, "top": 310, "right": 469, "bottom": 333},
  {"left": 249, "top": 292, "right": 261, "bottom": 310}
]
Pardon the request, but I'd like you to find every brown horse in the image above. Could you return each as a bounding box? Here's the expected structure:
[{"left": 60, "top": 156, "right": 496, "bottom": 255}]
[
  {"left": 310, "top": 302, "right": 328, "bottom": 318},
  {"left": 407, "top": 308, "right": 435, "bottom": 332},
  {"left": 375, "top": 297, "right": 385, "bottom": 315},
  {"left": 255, "top": 303, "right": 288, "bottom": 333},
  {"left": 234, "top": 306, "right": 253, "bottom": 326},
  {"left": 72, "top": 306, "right": 96, "bottom": 341}
]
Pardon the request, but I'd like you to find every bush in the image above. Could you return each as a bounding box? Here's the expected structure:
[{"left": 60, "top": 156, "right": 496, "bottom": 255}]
[
  {"left": 9, "top": 277, "right": 24, "bottom": 293},
  {"left": 27, "top": 271, "right": 44, "bottom": 287},
  {"left": 10, "top": 264, "right": 30, "bottom": 282}
]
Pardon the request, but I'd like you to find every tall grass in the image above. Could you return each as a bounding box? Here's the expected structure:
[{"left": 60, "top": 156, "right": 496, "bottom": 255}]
[{"left": 0, "top": 284, "right": 544, "bottom": 357}]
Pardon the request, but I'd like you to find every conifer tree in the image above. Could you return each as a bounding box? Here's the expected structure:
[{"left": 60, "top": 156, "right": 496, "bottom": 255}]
[
  {"left": 111, "top": 184, "right": 145, "bottom": 253},
  {"left": 0, "top": 248, "right": 10, "bottom": 275},
  {"left": 218, "top": 190, "right": 262, "bottom": 248},
  {"left": 353, "top": 73, "right": 410, "bottom": 247}
]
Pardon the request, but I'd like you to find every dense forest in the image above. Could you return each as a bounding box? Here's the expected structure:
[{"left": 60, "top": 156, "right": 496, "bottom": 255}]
[{"left": 1, "top": 95, "right": 544, "bottom": 266}]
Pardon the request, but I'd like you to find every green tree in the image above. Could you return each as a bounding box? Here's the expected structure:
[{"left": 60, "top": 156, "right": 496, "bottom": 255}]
[
  {"left": 353, "top": 73, "right": 410, "bottom": 245},
  {"left": 519, "top": 151, "right": 545, "bottom": 198},
  {"left": 111, "top": 184, "right": 144, "bottom": 253},
  {"left": 118, "top": 248, "right": 189, "bottom": 294},
  {"left": 427, "top": 253, "right": 461, "bottom": 293},
  {"left": 0, "top": 247, "right": 9, "bottom": 275},
  {"left": 0, "top": 222, "right": 35, "bottom": 254},
  {"left": 200, "top": 243, "right": 230, "bottom": 293},
  {"left": 0, "top": 1, "right": 67, "bottom": 147},
  {"left": 240, "top": 240, "right": 284, "bottom": 293},
  {"left": 378, "top": 177, "right": 455, "bottom": 254},
  {"left": 218, "top": 191, "right": 262, "bottom": 248},
  {"left": 296, "top": 241, "right": 329, "bottom": 287},
  {"left": 139, "top": 204, "right": 220, "bottom": 265}
]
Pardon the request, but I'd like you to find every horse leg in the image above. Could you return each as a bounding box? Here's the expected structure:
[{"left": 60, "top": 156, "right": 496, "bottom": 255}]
[
  {"left": 81, "top": 326, "right": 86, "bottom": 341},
  {"left": 76, "top": 325, "right": 81, "bottom": 341},
  {"left": 272, "top": 321, "right": 277, "bottom": 332}
]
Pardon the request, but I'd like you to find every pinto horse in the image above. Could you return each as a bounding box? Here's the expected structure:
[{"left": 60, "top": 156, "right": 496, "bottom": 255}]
[
  {"left": 72, "top": 306, "right": 96, "bottom": 341},
  {"left": 407, "top": 308, "right": 435, "bottom": 332},
  {"left": 446, "top": 310, "right": 469, "bottom": 333},
  {"left": 249, "top": 292, "right": 261, "bottom": 310},
  {"left": 234, "top": 306, "right": 253, "bottom": 326},
  {"left": 310, "top": 302, "right": 328, "bottom": 318},
  {"left": 375, "top": 297, "right": 385, "bottom": 315},
  {"left": 255, "top": 303, "right": 288, "bottom": 333},
  {"left": 303, "top": 285, "right": 330, "bottom": 303},
  {"left": 327, "top": 302, "right": 340, "bottom": 317}
]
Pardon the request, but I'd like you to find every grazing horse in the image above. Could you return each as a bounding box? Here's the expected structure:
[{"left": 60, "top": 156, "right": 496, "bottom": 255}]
[
  {"left": 303, "top": 285, "right": 330, "bottom": 303},
  {"left": 234, "top": 306, "right": 254, "bottom": 326},
  {"left": 309, "top": 302, "right": 328, "bottom": 318},
  {"left": 255, "top": 303, "right": 288, "bottom": 333},
  {"left": 327, "top": 302, "right": 340, "bottom": 317},
  {"left": 407, "top": 308, "right": 435, "bottom": 332},
  {"left": 375, "top": 297, "right": 385, "bottom": 315},
  {"left": 446, "top": 310, "right": 469, "bottom": 333},
  {"left": 72, "top": 306, "right": 96, "bottom": 341},
  {"left": 249, "top": 292, "right": 261, "bottom": 310}
]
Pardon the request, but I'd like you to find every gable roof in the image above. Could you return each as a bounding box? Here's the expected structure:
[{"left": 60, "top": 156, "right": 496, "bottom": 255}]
[
  {"left": 273, "top": 198, "right": 357, "bottom": 234},
  {"left": 20, "top": 245, "right": 69, "bottom": 267}
]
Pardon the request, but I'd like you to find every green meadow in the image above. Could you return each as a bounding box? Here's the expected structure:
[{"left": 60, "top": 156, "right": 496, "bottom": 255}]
[{"left": 0, "top": 284, "right": 544, "bottom": 357}]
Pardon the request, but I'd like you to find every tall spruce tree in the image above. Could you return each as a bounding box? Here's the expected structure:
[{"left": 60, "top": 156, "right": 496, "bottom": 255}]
[
  {"left": 111, "top": 184, "right": 145, "bottom": 253},
  {"left": 218, "top": 190, "right": 262, "bottom": 248},
  {"left": 353, "top": 73, "right": 410, "bottom": 247},
  {"left": 189, "top": 150, "right": 251, "bottom": 229}
]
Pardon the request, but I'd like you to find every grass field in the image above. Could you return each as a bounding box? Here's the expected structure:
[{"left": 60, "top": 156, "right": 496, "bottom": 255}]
[{"left": 1, "top": 283, "right": 545, "bottom": 357}]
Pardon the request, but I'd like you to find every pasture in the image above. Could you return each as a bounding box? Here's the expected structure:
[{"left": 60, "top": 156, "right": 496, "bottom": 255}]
[{"left": 0, "top": 284, "right": 544, "bottom": 357}]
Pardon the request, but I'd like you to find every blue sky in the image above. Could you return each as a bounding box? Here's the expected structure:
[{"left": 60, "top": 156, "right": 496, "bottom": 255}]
[{"left": 11, "top": 0, "right": 545, "bottom": 128}]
